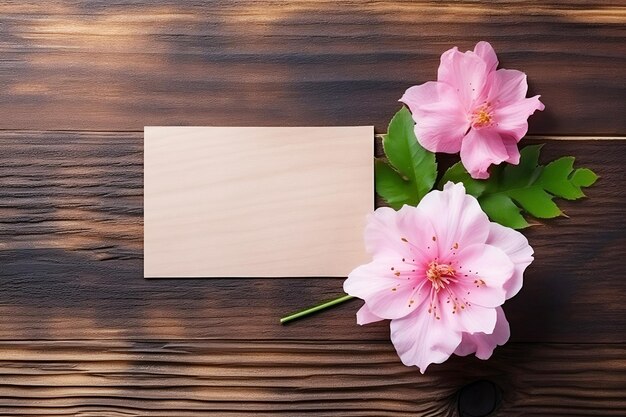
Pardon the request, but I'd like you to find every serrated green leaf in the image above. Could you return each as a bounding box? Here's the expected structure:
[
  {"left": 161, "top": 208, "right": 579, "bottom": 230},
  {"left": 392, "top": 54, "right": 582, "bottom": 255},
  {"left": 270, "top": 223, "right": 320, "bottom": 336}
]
[
  {"left": 374, "top": 159, "right": 419, "bottom": 209},
  {"left": 571, "top": 168, "right": 599, "bottom": 187},
  {"left": 507, "top": 186, "right": 562, "bottom": 218},
  {"left": 376, "top": 107, "right": 437, "bottom": 207},
  {"left": 439, "top": 144, "right": 597, "bottom": 229},
  {"left": 479, "top": 194, "right": 530, "bottom": 229},
  {"left": 538, "top": 157, "right": 584, "bottom": 200},
  {"left": 439, "top": 162, "right": 486, "bottom": 197}
]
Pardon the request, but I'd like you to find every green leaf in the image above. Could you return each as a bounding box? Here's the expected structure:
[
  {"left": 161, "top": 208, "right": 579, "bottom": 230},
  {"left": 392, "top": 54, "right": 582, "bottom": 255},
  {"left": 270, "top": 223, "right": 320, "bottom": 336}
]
[
  {"left": 440, "top": 145, "right": 598, "bottom": 229},
  {"left": 375, "top": 159, "right": 419, "bottom": 209},
  {"left": 375, "top": 107, "right": 437, "bottom": 208},
  {"left": 440, "top": 162, "right": 486, "bottom": 197},
  {"left": 571, "top": 168, "right": 599, "bottom": 188},
  {"left": 537, "top": 157, "right": 584, "bottom": 200},
  {"left": 479, "top": 193, "right": 530, "bottom": 229},
  {"left": 507, "top": 186, "right": 562, "bottom": 218}
]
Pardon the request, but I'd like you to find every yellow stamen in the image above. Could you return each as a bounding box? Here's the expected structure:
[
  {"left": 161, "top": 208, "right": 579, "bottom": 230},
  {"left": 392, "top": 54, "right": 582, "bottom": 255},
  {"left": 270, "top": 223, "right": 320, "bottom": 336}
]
[
  {"left": 426, "top": 261, "right": 457, "bottom": 292},
  {"left": 471, "top": 103, "right": 495, "bottom": 129}
]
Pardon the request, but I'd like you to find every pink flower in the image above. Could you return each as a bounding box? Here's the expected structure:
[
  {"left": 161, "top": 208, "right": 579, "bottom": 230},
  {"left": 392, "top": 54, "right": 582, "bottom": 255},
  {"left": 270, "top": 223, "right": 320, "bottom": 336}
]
[
  {"left": 400, "top": 41, "right": 545, "bottom": 179},
  {"left": 344, "top": 183, "right": 533, "bottom": 372}
]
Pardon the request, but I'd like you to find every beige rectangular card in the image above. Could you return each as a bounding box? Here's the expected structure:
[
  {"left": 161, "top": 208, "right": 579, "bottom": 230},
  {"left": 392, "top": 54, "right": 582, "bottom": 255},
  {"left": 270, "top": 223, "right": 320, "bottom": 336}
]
[{"left": 144, "top": 126, "right": 373, "bottom": 278}]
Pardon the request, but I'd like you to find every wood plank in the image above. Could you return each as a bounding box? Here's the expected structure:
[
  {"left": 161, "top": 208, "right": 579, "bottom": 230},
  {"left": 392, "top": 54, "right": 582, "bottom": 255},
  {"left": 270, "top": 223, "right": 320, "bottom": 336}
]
[
  {"left": 0, "top": 340, "right": 624, "bottom": 416},
  {"left": 0, "top": 131, "right": 624, "bottom": 343},
  {"left": 0, "top": 1, "right": 624, "bottom": 133}
]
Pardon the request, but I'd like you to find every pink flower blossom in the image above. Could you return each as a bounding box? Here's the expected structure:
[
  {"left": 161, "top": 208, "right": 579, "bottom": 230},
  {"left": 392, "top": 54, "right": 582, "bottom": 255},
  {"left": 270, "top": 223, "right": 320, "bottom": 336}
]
[
  {"left": 344, "top": 182, "right": 533, "bottom": 372},
  {"left": 400, "top": 41, "right": 545, "bottom": 179}
]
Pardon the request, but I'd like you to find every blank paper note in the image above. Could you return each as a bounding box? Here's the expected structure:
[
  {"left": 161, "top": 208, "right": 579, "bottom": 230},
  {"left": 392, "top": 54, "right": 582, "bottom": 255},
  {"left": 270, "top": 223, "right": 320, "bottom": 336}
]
[{"left": 144, "top": 126, "right": 374, "bottom": 278}]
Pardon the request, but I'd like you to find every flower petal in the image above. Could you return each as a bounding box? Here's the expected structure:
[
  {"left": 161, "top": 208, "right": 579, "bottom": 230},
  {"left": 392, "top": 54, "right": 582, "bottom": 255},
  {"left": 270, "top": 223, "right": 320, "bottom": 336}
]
[
  {"left": 364, "top": 206, "right": 437, "bottom": 264},
  {"left": 454, "top": 243, "right": 514, "bottom": 308},
  {"left": 453, "top": 302, "right": 497, "bottom": 335},
  {"left": 486, "top": 222, "right": 534, "bottom": 299},
  {"left": 438, "top": 46, "right": 489, "bottom": 110},
  {"left": 417, "top": 182, "right": 491, "bottom": 257},
  {"left": 460, "top": 128, "right": 509, "bottom": 179},
  {"left": 473, "top": 41, "right": 499, "bottom": 73},
  {"left": 362, "top": 207, "right": 410, "bottom": 259},
  {"left": 394, "top": 204, "right": 439, "bottom": 263},
  {"left": 454, "top": 306, "right": 510, "bottom": 360},
  {"left": 390, "top": 297, "right": 462, "bottom": 373},
  {"left": 487, "top": 69, "right": 529, "bottom": 107},
  {"left": 434, "top": 286, "right": 497, "bottom": 335},
  {"left": 344, "top": 260, "right": 429, "bottom": 320},
  {"left": 400, "top": 82, "right": 468, "bottom": 154},
  {"left": 501, "top": 134, "right": 521, "bottom": 164},
  {"left": 356, "top": 303, "right": 384, "bottom": 325},
  {"left": 493, "top": 95, "right": 545, "bottom": 141},
  {"left": 400, "top": 82, "right": 439, "bottom": 111}
]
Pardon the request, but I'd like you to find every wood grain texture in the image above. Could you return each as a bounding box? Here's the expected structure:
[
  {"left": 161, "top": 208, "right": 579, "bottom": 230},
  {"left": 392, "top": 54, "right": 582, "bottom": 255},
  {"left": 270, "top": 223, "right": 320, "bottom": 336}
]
[
  {"left": 1, "top": 1, "right": 625, "bottom": 414},
  {"left": 0, "top": 1, "right": 624, "bottom": 133},
  {"left": 1, "top": 131, "right": 624, "bottom": 345},
  {"left": 0, "top": 340, "right": 624, "bottom": 416}
]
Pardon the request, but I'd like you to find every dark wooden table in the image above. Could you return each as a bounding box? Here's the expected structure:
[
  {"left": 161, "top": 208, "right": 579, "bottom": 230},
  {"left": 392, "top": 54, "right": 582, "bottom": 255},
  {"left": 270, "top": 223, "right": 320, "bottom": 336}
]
[{"left": 1, "top": 2, "right": 625, "bottom": 415}]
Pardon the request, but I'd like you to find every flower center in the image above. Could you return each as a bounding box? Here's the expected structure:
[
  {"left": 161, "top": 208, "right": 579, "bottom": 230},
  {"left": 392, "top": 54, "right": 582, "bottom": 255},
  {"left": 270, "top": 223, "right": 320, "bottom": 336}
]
[
  {"left": 471, "top": 102, "right": 495, "bottom": 129},
  {"left": 426, "top": 261, "right": 456, "bottom": 292}
]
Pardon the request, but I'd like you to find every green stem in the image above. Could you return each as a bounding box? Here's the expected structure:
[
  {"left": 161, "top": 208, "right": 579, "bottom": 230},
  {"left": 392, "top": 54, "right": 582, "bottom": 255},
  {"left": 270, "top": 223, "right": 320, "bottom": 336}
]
[{"left": 280, "top": 294, "right": 355, "bottom": 324}]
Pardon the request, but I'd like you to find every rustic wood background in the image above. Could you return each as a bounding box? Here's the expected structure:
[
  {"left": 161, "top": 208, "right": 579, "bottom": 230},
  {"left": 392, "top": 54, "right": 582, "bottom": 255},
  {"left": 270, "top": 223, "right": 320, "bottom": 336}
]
[{"left": 1, "top": 1, "right": 625, "bottom": 415}]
